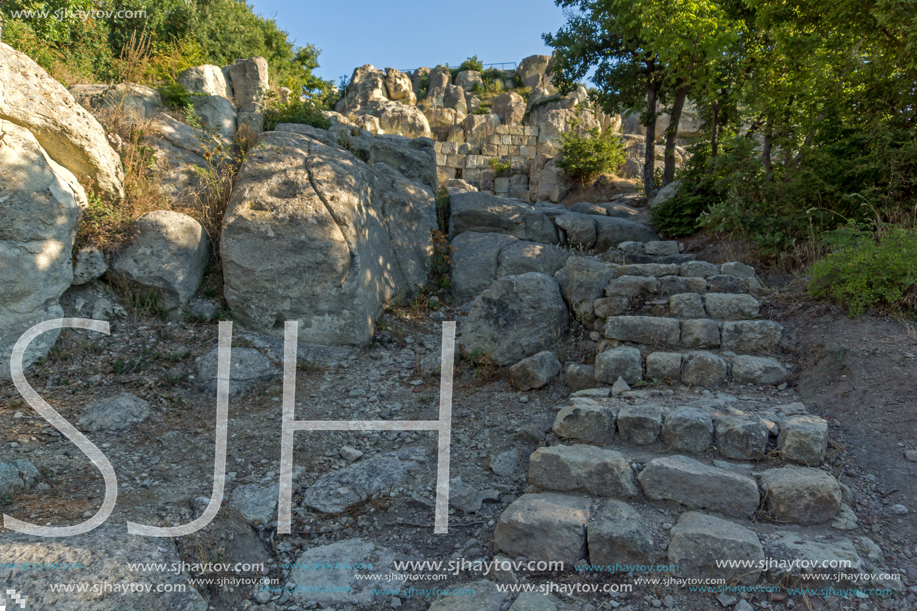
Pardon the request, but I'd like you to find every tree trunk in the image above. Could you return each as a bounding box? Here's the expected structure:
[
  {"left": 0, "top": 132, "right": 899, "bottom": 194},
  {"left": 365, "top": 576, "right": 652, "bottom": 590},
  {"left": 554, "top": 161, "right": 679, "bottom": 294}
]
[
  {"left": 663, "top": 84, "right": 688, "bottom": 186},
  {"left": 706, "top": 100, "right": 720, "bottom": 178},
  {"left": 643, "top": 79, "right": 659, "bottom": 199},
  {"left": 762, "top": 113, "right": 773, "bottom": 178}
]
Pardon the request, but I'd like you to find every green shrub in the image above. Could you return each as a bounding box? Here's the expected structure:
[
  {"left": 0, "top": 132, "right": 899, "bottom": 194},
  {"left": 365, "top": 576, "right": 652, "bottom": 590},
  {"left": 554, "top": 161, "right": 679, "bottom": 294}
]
[
  {"left": 807, "top": 223, "right": 917, "bottom": 315},
  {"left": 458, "top": 56, "right": 484, "bottom": 73},
  {"left": 488, "top": 158, "right": 512, "bottom": 177},
  {"left": 557, "top": 120, "right": 626, "bottom": 183},
  {"left": 264, "top": 98, "right": 331, "bottom": 132}
]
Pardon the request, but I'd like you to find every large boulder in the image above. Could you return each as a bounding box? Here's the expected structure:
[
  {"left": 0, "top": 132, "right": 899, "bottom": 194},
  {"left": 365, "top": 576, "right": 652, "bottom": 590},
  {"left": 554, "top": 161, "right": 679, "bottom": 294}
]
[
  {"left": 492, "top": 92, "right": 526, "bottom": 125},
  {"left": 494, "top": 492, "right": 592, "bottom": 564},
  {"left": 0, "top": 524, "right": 208, "bottom": 610},
  {"left": 449, "top": 191, "right": 558, "bottom": 243},
  {"left": 518, "top": 55, "right": 553, "bottom": 89},
  {"left": 455, "top": 70, "right": 484, "bottom": 92},
  {"left": 221, "top": 129, "right": 436, "bottom": 347},
  {"left": 555, "top": 256, "right": 616, "bottom": 327},
  {"left": 143, "top": 113, "right": 234, "bottom": 206},
  {"left": 459, "top": 272, "right": 569, "bottom": 366},
  {"left": 225, "top": 56, "right": 269, "bottom": 134},
  {"left": 337, "top": 65, "right": 389, "bottom": 113},
  {"left": 449, "top": 231, "right": 518, "bottom": 304},
  {"left": 463, "top": 113, "right": 502, "bottom": 144},
  {"left": 0, "top": 42, "right": 124, "bottom": 200},
  {"left": 384, "top": 67, "right": 416, "bottom": 105},
  {"left": 373, "top": 101, "right": 433, "bottom": 138},
  {"left": 178, "top": 64, "right": 233, "bottom": 100},
  {"left": 192, "top": 95, "right": 237, "bottom": 139},
  {"left": 68, "top": 83, "right": 163, "bottom": 122},
  {"left": 0, "top": 120, "right": 84, "bottom": 379},
  {"left": 107, "top": 210, "right": 210, "bottom": 314}
]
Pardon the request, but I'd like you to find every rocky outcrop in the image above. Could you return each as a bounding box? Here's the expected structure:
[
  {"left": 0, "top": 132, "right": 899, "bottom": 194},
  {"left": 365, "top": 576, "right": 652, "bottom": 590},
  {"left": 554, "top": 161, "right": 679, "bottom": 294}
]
[
  {"left": 68, "top": 83, "right": 163, "bottom": 122},
  {"left": 107, "top": 210, "right": 210, "bottom": 314},
  {"left": 225, "top": 56, "right": 269, "bottom": 134},
  {"left": 178, "top": 64, "right": 233, "bottom": 100},
  {"left": 0, "top": 42, "right": 124, "bottom": 200},
  {"left": 143, "top": 113, "right": 234, "bottom": 206},
  {"left": 221, "top": 128, "right": 436, "bottom": 347},
  {"left": 336, "top": 64, "right": 433, "bottom": 139},
  {"left": 0, "top": 120, "right": 84, "bottom": 379}
]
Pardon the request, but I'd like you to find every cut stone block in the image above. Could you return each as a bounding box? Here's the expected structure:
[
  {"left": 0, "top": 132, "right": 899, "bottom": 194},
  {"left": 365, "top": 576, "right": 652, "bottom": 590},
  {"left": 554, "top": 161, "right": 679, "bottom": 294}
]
[
  {"left": 777, "top": 415, "right": 828, "bottom": 465},
  {"left": 493, "top": 493, "right": 593, "bottom": 564},
  {"left": 670, "top": 293, "right": 706, "bottom": 318},
  {"left": 682, "top": 352, "right": 727, "bottom": 386},
  {"left": 714, "top": 416, "right": 768, "bottom": 460},
  {"left": 645, "top": 352, "right": 683, "bottom": 381},
  {"left": 704, "top": 293, "right": 760, "bottom": 319},
  {"left": 661, "top": 407, "right": 713, "bottom": 454},
  {"left": 668, "top": 512, "right": 764, "bottom": 585},
  {"left": 638, "top": 455, "right": 760, "bottom": 517},
  {"left": 604, "top": 316, "right": 680, "bottom": 345},
  {"left": 587, "top": 500, "right": 655, "bottom": 567},
  {"left": 605, "top": 275, "right": 659, "bottom": 297},
  {"left": 616, "top": 403, "right": 663, "bottom": 445},
  {"left": 730, "top": 356, "right": 788, "bottom": 385},
  {"left": 510, "top": 351, "right": 562, "bottom": 391},
  {"left": 529, "top": 445, "right": 638, "bottom": 498},
  {"left": 761, "top": 467, "right": 841, "bottom": 525},
  {"left": 680, "top": 320, "right": 721, "bottom": 349},
  {"left": 595, "top": 347, "right": 643, "bottom": 385},
  {"left": 679, "top": 261, "right": 719, "bottom": 278},
  {"left": 553, "top": 400, "right": 617, "bottom": 445},
  {"left": 721, "top": 321, "right": 783, "bottom": 353}
]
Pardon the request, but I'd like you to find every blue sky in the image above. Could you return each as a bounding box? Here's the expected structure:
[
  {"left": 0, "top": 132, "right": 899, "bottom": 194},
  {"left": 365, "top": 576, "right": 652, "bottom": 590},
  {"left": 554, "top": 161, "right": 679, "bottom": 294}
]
[{"left": 248, "top": 0, "right": 569, "bottom": 84}]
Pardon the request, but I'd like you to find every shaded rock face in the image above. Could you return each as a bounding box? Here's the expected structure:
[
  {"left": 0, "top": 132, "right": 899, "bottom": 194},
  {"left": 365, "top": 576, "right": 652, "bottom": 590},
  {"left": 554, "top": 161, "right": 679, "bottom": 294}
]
[
  {"left": 459, "top": 272, "right": 570, "bottom": 367},
  {"left": 221, "top": 129, "right": 436, "bottom": 347},
  {"left": 0, "top": 42, "right": 124, "bottom": 200},
  {"left": 178, "top": 64, "right": 234, "bottom": 100},
  {"left": 68, "top": 83, "right": 163, "bottom": 122},
  {"left": 225, "top": 56, "right": 269, "bottom": 134},
  {"left": 108, "top": 210, "right": 209, "bottom": 313},
  {"left": 0, "top": 120, "right": 84, "bottom": 380}
]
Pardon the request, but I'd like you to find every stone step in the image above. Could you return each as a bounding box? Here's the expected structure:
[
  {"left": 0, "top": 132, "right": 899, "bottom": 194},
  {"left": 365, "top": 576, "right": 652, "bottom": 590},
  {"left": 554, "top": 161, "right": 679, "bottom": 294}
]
[
  {"left": 598, "top": 317, "right": 782, "bottom": 353},
  {"left": 550, "top": 393, "right": 827, "bottom": 465},
  {"left": 591, "top": 347, "right": 788, "bottom": 387}
]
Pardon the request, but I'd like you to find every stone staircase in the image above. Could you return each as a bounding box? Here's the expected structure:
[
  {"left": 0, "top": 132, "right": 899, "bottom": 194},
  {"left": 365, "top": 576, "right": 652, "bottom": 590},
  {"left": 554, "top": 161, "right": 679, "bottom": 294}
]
[
  {"left": 492, "top": 392, "right": 899, "bottom": 591},
  {"left": 560, "top": 258, "right": 791, "bottom": 390}
]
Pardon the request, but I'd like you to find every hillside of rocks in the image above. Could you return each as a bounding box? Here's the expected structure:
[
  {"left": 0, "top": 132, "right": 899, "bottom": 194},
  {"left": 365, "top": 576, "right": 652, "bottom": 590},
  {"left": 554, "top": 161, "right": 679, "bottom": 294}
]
[{"left": 1, "top": 42, "right": 915, "bottom": 611}]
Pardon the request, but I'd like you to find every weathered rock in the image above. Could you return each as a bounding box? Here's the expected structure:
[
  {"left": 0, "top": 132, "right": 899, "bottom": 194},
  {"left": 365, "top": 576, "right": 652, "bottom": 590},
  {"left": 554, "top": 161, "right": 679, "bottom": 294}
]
[
  {"left": 226, "top": 56, "right": 269, "bottom": 133},
  {"left": 221, "top": 129, "right": 435, "bottom": 347},
  {"left": 553, "top": 399, "right": 617, "bottom": 445},
  {"left": 511, "top": 351, "right": 562, "bottom": 390},
  {"left": 449, "top": 232, "right": 518, "bottom": 304},
  {"left": 494, "top": 493, "right": 593, "bottom": 564},
  {"left": 443, "top": 84, "right": 468, "bottom": 115},
  {"left": 661, "top": 407, "right": 713, "bottom": 454},
  {"left": 489, "top": 449, "right": 519, "bottom": 477},
  {"left": 455, "top": 70, "right": 484, "bottom": 93},
  {"left": 593, "top": 296, "right": 630, "bottom": 319},
  {"left": 649, "top": 180, "right": 682, "bottom": 208},
  {"left": 450, "top": 191, "right": 558, "bottom": 243},
  {"left": 338, "top": 65, "right": 389, "bottom": 113},
  {"left": 450, "top": 477, "right": 501, "bottom": 512},
  {"left": 459, "top": 273, "right": 569, "bottom": 366},
  {"left": 0, "top": 120, "right": 84, "bottom": 378},
  {"left": 604, "top": 316, "right": 680, "bottom": 345},
  {"left": 492, "top": 92, "right": 526, "bottom": 125},
  {"left": 670, "top": 293, "right": 706, "bottom": 318},
  {"left": 564, "top": 363, "right": 598, "bottom": 392},
  {"left": 614, "top": 263, "right": 680, "bottom": 277},
  {"left": 616, "top": 404, "right": 663, "bottom": 445},
  {"left": 667, "top": 512, "right": 764, "bottom": 585},
  {"left": 529, "top": 445, "right": 638, "bottom": 497},
  {"left": 0, "top": 459, "right": 41, "bottom": 497},
  {"left": 72, "top": 246, "right": 107, "bottom": 285},
  {"left": 497, "top": 242, "right": 571, "bottom": 279},
  {"left": 192, "top": 95, "right": 237, "bottom": 139},
  {"left": 508, "top": 592, "right": 564, "bottom": 611},
  {"left": 463, "top": 113, "right": 502, "bottom": 144},
  {"left": 644, "top": 240, "right": 681, "bottom": 257},
  {"left": 108, "top": 210, "right": 209, "bottom": 313},
  {"left": 595, "top": 347, "right": 643, "bottom": 385},
  {"left": 645, "top": 352, "right": 683, "bottom": 381},
  {"left": 680, "top": 319, "right": 721, "bottom": 349},
  {"left": 300, "top": 447, "right": 427, "bottom": 513},
  {"left": 77, "top": 393, "right": 150, "bottom": 432},
  {"left": 193, "top": 347, "right": 278, "bottom": 396},
  {"left": 714, "top": 416, "right": 768, "bottom": 460},
  {"left": 384, "top": 67, "right": 416, "bottom": 104},
  {"left": 638, "top": 456, "right": 760, "bottom": 517},
  {"left": 721, "top": 320, "right": 783, "bottom": 353},
  {"left": 605, "top": 275, "right": 658, "bottom": 297},
  {"left": 0, "top": 43, "right": 125, "bottom": 199},
  {"left": 143, "top": 113, "right": 234, "bottom": 206},
  {"left": 69, "top": 83, "right": 163, "bottom": 121},
  {"left": 720, "top": 261, "right": 755, "bottom": 279},
  {"left": 682, "top": 352, "right": 728, "bottom": 386},
  {"left": 761, "top": 467, "right": 841, "bottom": 525},
  {"left": 531, "top": 157, "right": 566, "bottom": 203},
  {"left": 679, "top": 261, "right": 720, "bottom": 278},
  {"left": 518, "top": 55, "right": 552, "bottom": 89},
  {"left": 659, "top": 275, "right": 708, "bottom": 295},
  {"left": 229, "top": 483, "right": 278, "bottom": 525},
  {"left": 704, "top": 293, "right": 760, "bottom": 320},
  {"left": 593, "top": 217, "right": 660, "bottom": 251},
  {"left": 555, "top": 257, "right": 616, "bottom": 327},
  {"left": 555, "top": 213, "right": 597, "bottom": 249},
  {"left": 178, "top": 64, "right": 233, "bottom": 99},
  {"left": 428, "top": 580, "right": 507, "bottom": 611},
  {"left": 730, "top": 356, "right": 788, "bottom": 385},
  {"left": 777, "top": 415, "right": 828, "bottom": 465},
  {"left": 764, "top": 533, "right": 863, "bottom": 586},
  {"left": 286, "top": 539, "right": 403, "bottom": 606},
  {"left": 588, "top": 500, "right": 655, "bottom": 567},
  {"left": 535, "top": 108, "right": 599, "bottom": 157}
]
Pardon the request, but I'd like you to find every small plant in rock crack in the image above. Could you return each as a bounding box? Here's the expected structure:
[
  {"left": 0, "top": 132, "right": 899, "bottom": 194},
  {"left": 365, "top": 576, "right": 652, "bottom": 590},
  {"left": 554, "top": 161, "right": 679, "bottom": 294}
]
[{"left": 488, "top": 157, "right": 512, "bottom": 177}]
